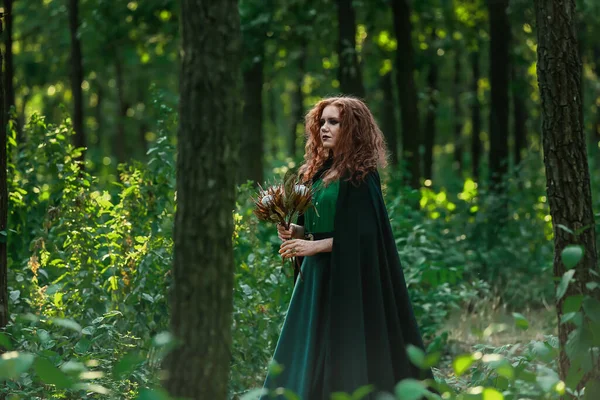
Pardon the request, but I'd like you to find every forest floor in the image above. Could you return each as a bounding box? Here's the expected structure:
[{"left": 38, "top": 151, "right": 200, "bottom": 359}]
[{"left": 433, "top": 302, "right": 557, "bottom": 390}]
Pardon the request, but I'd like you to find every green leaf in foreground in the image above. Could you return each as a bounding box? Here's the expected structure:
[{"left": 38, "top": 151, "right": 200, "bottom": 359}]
[
  {"left": 51, "top": 318, "right": 82, "bottom": 333},
  {"left": 557, "top": 270, "right": 576, "bottom": 300},
  {"left": 33, "top": 357, "right": 72, "bottom": 389},
  {"left": 512, "top": 312, "right": 529, "bottom": 330},
  {"left": 395, "top": 379, "right": 432, "bottom": 400},
  {"left": 561, "top": 245, "right": 584, "bottom": 269},
  {"left": 453, "top": 354, "right": 475, "bottom": 376},
  {"left": 0, "top": 351, "right": 35, "bottom": 380}
]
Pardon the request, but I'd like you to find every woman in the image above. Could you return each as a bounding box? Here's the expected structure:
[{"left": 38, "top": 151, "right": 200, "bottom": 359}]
[{"left": 262, "top": 97, "right": 434, "bottom": 399}]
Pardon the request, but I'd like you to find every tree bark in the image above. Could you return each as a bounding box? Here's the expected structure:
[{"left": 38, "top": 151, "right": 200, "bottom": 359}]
[
  {"left": 337, "top": 0, "right": 365, "bottom": 97},
  {"left": 535, "top": 0, "right": 599, "bottom": 386},
  {"left": 381, "top": 71, "right": 399, "bottom": 167},
  {"left": 0, "top": 17, "right": 8, "bottom": 329},
  {"left": 391, "top": 0, "right": 421, "bottom": 189},
  {"left": 423, "top": 34, "right": 438, "bottom": 180},
  {"left": 164, "top": 1, "right": 241, "bottom": 397},
  {"left": 471, "top": 49, "right": 482, "bottom": 181},
  {"left": 289, "top": 43, "right": 307, "bottom": 159},
  {"left": 488, "top": 0, "right": 510, "bottom": 191},
  {"left": 114, "top": 56, "right": 127, "bottom": 164},
  {"left": 453, "top": 49, "right": 463, "bottom": 173},
  {"left": 511, "top": 64, "right": 527, "bottom": 167},
  {"left": 593, "top": 45, "right": 600, "bottom": 157},
  {"left": 239, "top": 56, "right": 264, "bottom": 184},
  {"left": 68, "top": 0, "right": 86, "bottom": 161},
  {"left": 4, "top": 0, "right": 14, "bottom": 120}
]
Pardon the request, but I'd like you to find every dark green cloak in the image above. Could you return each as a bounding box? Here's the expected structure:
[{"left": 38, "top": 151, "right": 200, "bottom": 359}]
[{"left": 266, "top": 169, "right": 433, "bottom": 398}]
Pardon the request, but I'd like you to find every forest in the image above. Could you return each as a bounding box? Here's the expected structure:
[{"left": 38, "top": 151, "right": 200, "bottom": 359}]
[{"left": 0, "top": 0, "right": 599, "bottom": 399}]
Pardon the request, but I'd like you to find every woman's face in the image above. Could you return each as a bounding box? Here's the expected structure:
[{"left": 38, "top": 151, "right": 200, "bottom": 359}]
[{"left": 319, "top": 105, "right": 340, "bottom": 151}]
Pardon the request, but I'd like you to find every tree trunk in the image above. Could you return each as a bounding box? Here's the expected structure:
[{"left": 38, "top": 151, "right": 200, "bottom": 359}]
[
  {"left": 381, "top": 71, "right": 399, "bottom": 167},
  {"left": 114, "top": 57, "right": 127, "bottom": 164},
  {"left": 239, "top": 57, "right": 264, "bottom": 184},
  {"left": 337, "top": 0, "right": 365, "bottom": 97},
  {"left": 0, "top": 17, "right": 8, "bottom": 329},
  {"left": 512, "top": 64, "right": 527, "bottom": 167},
  {"left": 535, "top": 0, "right": 599, "bottom": 387},
  {"left": 4, "top": 0, "right": 14, "bottom": 120},
  {"left": 423, "top": 34, "right": 438, "bottom": 180},
  {"left": 95, "top": 79, "right": 104, "bottom": 151},
  {"left": 391, "top": 0, "right": 421, "bottom": 189},
  {"left": 165, "top": 1, "right": 241, "bottom": 398},
  {"left": 488, "top": 0, "right": 510, "bottom": 191},
  {"left": 471, "top": 49, "right": 482, "bottom": 181},
  {"left": 68, "top": 0, "right": 86, "bottom": 161},
  {"left": 453, "top": 49, "right": 463, "bottom": 173},
  {"left": 593, "top": 45, "right": 600, "bottom": 157},
  {"left": 289, "top": 43, "right": 307, "bottom": 159}
]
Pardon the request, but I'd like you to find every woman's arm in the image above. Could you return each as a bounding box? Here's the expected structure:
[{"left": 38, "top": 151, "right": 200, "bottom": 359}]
[{"left": 279, "top": 238, "right": 333, "bottom": 258}]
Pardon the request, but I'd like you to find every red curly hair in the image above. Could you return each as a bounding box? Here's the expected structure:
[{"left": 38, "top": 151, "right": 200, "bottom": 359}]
[{"left": 298, "top": 96, "right": 388, "bottom": 184}]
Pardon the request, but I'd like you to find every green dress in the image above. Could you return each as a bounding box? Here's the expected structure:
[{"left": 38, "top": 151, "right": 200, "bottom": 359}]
[
  {"left": 262, "top": 178, "right": 339, "bottom": 399},
  {"left": 262, "top": 167, "right": 434, "bottom": 399}
]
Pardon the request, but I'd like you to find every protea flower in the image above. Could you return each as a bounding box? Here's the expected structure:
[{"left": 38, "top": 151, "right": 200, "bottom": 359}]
[{"left": 251, "top": 170, "right": 315, "bottom": 279}]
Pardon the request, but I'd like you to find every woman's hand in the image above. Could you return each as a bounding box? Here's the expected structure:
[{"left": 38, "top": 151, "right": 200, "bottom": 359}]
[
  {"left": 277, "top": 223, "right": 304, "bottom": 241},
  {"left": 279, "top": 239, "right": 320, "bottom": 258}
]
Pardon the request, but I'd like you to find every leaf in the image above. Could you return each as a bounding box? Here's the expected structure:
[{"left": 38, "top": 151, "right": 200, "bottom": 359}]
[
  {"left": 152, "top": 331, "right": 175, "bottom": 348},
  {"left": 557, "top": 270, "right": 576, "bottom": 300},
  {"left": 584, "top": 380, "right": 600, "bottom": 400},
  {"left": 0, "top": 352, "right": 35, "bottom": 380},
  {"left": 560, "top": 312, "right": 580, "bottom": 325},
  {"left": 351, "top": 384, "right": 375, "bottom": 400},
  {"left": 582, "top": 298, "right": 600, "bottom": 323},
  {"left": 563, "top": 295, "right": 584, "bottom": 313},
  {"left": 586, "top": 282, "right": 600, "bottom": 291},
  {"left": 113, "top": 352, "right": 144, "bottom": 379},
  {"left": 136, "top": 388, "right": 171, "bottom": 400},
  {"left": 561, "top": 245, "right": 584, "bottom": 269},
  {"left": 0, "top": 333, "right": 13, "bottom": 351},
  {"left": 536, "top": 370, "right": 560, "bottom": 392},
  {"left": 406, "top": 344, "right": 425, "bottom": 369},
  {"left": 74, "top": 338, "right": 91, "bottom": 354},
  {"left": 240, "top": 388, "right": 269, "bottom": 400},
  {"left": 452, "top": 354, "right": 474, "bottom": 376},
  {"left": 51, "top": 318, "right": 82, "bottom": 333},
  {"left": 556, "top": 224, "right": 574, "bottom": 235},
  {"left": 33, "top": 357, "right": 72, "bottom": 389},
  {"left": 512, "top": 313, "right": 529, "bottom": 330},
  {"left": 394, "top": 379, "right": 431, "bottom": 400},
  {"left": 72, "top": 383, "right": 111, "bottom": 395},
  {"left": 482, "top": 388, "right": 503, "bottom": 400}
]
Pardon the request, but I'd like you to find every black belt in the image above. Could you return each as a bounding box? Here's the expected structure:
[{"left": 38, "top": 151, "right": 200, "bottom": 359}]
[{"left": 304, "top": 231, "right": 334, "bottom": 241}]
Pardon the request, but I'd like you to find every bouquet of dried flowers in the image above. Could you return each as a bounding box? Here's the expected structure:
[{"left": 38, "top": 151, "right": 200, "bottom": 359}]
[{"left": 252, "top": 170, "right": 314, "bottom": 279}]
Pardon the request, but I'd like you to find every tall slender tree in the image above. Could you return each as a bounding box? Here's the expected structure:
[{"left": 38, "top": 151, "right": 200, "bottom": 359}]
[
  {"left": 289, "top": 40, "right": 307, "bottom": 159},
  {"left": 165, "top": 0, "right": 241, "bottom": 397},
  {"left": 0, "top": 15, "right": 8, "bottom": 329},
  {"left": 535, "top": 0, "right": 599, "bottom": 387},
  {"left": 391, "top": 0, "right": 421, "bottom": 188},
  {"left": 453, "top": 48, "right": 464, "bottom": 173},
  {"left": 4, "top": 0, "right": 14, "bottom": 125},
  {"left": 488, "top": 0, "right": 510, "bottom": 192},
  {"left": 423, "top": 29, "right": 439, "bottom": 181},
  {"left": 68, "top": 0, "right": 85, "bottom": 160},
  {"left": 381, "top": 71, "right": 399, "bottom": 166},
  {"left": 337, "top": 0, "right": 365, "bottom": 97},
  {"left": 470, "top": 47, "right": 482, "bottom": 180},
  {"left": 240, "top": 55, "right": 264, "bottom": 184},
  {"left": 511, "top": 63, "right": 527, "bottom": 167}
]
